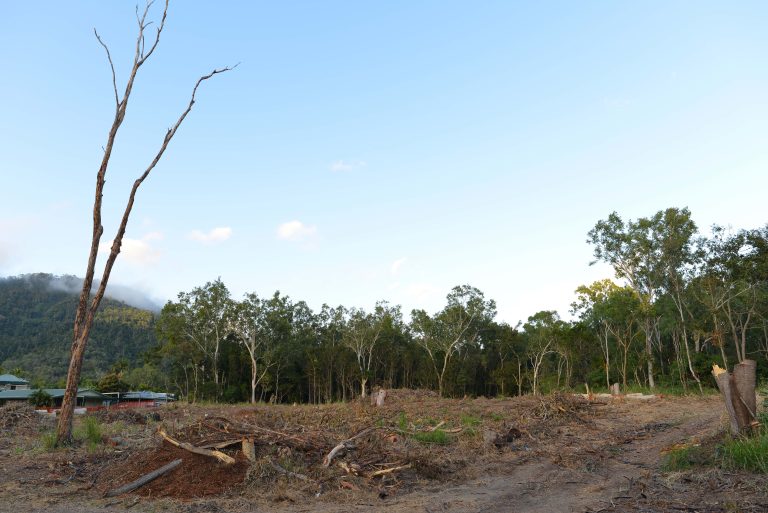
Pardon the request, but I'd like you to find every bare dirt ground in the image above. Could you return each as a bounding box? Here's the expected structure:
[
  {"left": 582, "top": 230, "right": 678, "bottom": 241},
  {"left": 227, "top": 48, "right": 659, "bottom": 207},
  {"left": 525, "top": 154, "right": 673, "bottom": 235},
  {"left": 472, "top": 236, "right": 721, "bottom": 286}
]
[{"left": 1, "top": 391, "right": 765, "bottom": 513}]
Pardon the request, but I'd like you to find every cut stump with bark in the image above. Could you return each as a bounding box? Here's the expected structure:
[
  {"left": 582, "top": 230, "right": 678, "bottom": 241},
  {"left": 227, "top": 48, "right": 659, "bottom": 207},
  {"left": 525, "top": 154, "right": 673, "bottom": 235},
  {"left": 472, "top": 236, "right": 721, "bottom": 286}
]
[{"left": 712, "top": 361, "right": 757, "bottom": 435}]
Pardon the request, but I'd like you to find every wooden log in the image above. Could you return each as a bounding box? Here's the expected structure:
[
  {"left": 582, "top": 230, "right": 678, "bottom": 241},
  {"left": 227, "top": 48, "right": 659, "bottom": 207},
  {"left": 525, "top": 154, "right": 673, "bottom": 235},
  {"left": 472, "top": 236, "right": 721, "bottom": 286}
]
[
  {"left": 104, "top": 459, "right": 182, "bottom": 497},
  {"left": 242, "top": 437, "right": 256, "bottom": 462},
  {"left": 323, "top": 427, "right": 376, "bottom": 467},
  {"left": 712, "top": 365, "right": 740, "bottom": 435},
  {"left": 158, "top": 429, "right": 236, "bottom": 465}
]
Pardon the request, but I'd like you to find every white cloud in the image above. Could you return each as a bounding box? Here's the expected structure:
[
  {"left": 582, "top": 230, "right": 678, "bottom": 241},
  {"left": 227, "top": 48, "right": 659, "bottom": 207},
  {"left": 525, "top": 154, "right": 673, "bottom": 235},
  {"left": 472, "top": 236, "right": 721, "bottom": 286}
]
[
  {"left": 188, "top": 227, "right": 233, "bottom": 244},
  {"left": 277, "top": 220, "right": 317, "bottom": 242},
  {"left": 390, "top": 257, "right": 407, "bottom": 276},
  {"left": 100, "top": 232, "right": 163, "bottom": 266},
  {"left": 329, "top": 160, "right": 367, "bottom": 172}
]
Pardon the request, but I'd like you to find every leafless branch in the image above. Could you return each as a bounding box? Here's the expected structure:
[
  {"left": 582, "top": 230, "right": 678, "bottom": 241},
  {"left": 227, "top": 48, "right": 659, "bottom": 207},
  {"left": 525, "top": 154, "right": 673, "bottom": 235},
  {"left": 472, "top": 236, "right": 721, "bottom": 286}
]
[
  {"left": 90, "top": 64, "right": 236, "bottom": 317},
  {"left": 94, "top": 30, "right": 119, "bottom": 108}
]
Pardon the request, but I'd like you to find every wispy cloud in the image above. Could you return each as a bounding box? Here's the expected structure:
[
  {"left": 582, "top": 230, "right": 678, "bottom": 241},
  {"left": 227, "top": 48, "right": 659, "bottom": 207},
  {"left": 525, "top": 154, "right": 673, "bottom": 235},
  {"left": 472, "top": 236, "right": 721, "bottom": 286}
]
[
  {"left": 329, "top": 159, "right": 367, "bottom": 172},
  {"left": 188, "top": 227, "right": 233, "bottom": 244},
  {"left": 277, "top": 220, "right": 317, "bottom": 242},
  {"left": 390, "top": 257, "right": 407, "bottom": 276}
]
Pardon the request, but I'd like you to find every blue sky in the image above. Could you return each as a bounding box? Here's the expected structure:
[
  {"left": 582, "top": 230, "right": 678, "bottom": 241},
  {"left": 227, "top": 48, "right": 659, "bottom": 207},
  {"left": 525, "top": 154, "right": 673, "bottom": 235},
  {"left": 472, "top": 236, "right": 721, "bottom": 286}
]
[{"left": 1, "top": 1, "right": 766, "bottom": 322}]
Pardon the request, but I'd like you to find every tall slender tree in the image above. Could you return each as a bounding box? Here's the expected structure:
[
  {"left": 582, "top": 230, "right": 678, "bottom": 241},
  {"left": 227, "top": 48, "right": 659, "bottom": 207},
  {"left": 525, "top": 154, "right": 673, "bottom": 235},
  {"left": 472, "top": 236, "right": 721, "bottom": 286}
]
[{"left": 56, "top": 1, "right": 233, "bottom": 444}]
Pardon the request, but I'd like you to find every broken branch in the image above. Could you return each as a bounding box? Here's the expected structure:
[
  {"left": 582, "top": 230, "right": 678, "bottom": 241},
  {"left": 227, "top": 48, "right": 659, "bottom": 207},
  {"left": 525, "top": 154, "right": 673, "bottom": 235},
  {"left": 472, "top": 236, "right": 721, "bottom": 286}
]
[
  {"left": 158, "top": 429, "right": 235, "bottom": 465},
  {"left": 104, "top": 459, "right": 182, "bottom": 497}
]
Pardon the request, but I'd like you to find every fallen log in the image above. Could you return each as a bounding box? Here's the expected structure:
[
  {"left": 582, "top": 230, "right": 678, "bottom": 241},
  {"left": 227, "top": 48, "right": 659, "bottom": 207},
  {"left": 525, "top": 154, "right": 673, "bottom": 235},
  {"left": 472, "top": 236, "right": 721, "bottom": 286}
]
[
  {"left": 323, "top": 427, "right": 376, "bottom": 467},
  {"left": 158, "top": 429, "right": 236, "bottom": 465},
  {"left": 104, "top": 459, "right": 182, "bottom": 497}
]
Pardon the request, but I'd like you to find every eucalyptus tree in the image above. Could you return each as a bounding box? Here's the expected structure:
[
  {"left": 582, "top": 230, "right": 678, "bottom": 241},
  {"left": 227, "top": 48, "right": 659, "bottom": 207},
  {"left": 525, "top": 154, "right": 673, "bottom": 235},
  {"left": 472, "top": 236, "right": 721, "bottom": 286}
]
[
  {"left": 572, "top": 279, "right": 620, "bottom": 388},
  {"left": 342, "top": 301, "right": 398, "bottom": 398},
  {"left": 588, "top": 208, "right": 696, "bottom": 389},
  {"left": 523, "top": 311, "right": 566, "bottom": 395},
  {"left": 56, "top": 0, "right": 233, "bottom": 444},
  {"left": 166, "top": 279, "right": 233, "bottom": 399},
  {"left": 411, "top": 285, "right": 496, "bottom": 397},
  {"left": 230, "top": 293, "right": 277, "bottom": 404}
]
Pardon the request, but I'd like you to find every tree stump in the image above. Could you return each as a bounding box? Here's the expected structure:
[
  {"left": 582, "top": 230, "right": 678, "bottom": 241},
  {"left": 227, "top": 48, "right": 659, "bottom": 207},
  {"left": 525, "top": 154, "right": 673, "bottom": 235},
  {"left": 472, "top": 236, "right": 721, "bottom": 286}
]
[{"left": 712, "top": 361, "right": 757, "bottom": 435}]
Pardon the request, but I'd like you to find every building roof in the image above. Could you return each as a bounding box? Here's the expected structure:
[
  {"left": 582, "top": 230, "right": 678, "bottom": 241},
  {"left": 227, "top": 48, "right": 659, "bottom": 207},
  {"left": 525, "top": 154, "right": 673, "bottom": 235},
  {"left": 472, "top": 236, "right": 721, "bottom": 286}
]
[
  {"left": 0, "top": 374, "right": 29, "bottom": 385},
  {"left": 0, "top": 388, "right": 107, "bottom": 400},
  {"left": 102, "top": 390, "right": 176, "bottom": 401}
]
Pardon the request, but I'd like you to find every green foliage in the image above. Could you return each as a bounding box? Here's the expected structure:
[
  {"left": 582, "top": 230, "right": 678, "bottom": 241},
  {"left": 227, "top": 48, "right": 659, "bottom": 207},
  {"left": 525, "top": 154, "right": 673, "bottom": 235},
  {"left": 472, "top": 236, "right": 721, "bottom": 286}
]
[
  {"left": 460, "top": 414, "right": 481, "bottom": 427},
  {"left": 412, "top": 429, "right": 450, "bottom": 445},
  {"left": 28, "top": 389, "right": 53, "bottom": 408},
  {"left": 73, "top": 417, "right": 103, "bottom": 450},
  {"left": 721, "top": 433, "right": 768, "bottom": 473},
  {"left": 96, "top": 371, "right": 130, "bottom": 393},
  {"left": 662, "top": 445, "right": 703, "bottom": 471},
  {"left": 40, "top": 431, "right": 58, "bottom": 451},
  {"left": 397, "top": 412, "right": 408, "bottom": 431}
]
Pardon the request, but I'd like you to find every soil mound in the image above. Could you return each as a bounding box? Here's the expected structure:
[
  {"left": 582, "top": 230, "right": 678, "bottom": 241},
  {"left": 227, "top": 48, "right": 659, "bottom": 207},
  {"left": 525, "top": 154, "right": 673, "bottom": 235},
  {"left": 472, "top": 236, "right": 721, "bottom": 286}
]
[{"left": 101, "top": 443, "right": 250, "bottom": 498}]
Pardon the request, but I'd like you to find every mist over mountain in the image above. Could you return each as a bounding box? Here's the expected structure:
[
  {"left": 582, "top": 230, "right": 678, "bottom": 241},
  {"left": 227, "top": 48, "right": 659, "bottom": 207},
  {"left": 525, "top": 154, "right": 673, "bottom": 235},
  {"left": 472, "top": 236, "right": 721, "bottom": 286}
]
[
  {"left": 0, "top": 273, "right": 158, "bottom": 384},
  {"left": 44, "top": 274, "right": 162, "bottom": 312}
]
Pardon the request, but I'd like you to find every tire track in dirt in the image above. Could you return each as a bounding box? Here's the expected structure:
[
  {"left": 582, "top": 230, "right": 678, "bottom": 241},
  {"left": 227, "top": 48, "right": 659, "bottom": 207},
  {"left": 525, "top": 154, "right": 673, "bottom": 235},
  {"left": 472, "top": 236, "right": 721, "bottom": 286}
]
[{"left": 379, "top": 396, "right": 723, "bottom": 513}]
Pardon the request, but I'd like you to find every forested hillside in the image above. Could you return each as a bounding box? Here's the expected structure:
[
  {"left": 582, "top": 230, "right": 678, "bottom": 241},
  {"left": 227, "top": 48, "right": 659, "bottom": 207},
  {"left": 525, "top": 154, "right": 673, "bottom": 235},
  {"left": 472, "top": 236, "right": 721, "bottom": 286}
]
[{"left": 0, "top": 273, "right": 157, "bottom": 385}]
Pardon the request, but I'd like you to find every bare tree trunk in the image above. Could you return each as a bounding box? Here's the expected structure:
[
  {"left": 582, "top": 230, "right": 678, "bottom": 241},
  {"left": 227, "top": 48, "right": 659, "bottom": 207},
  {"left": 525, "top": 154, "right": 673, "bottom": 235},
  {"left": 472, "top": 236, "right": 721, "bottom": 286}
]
[{"left": 55, "top": 0, "right": 233, "bottom": 445}]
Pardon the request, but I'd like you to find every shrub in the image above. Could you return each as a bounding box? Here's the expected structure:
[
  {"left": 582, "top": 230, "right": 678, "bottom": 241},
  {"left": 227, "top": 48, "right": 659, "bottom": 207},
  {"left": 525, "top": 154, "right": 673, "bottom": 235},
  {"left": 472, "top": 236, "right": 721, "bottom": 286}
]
[{"left": 28, "top": 389, "right": 53, "bottom": 408}]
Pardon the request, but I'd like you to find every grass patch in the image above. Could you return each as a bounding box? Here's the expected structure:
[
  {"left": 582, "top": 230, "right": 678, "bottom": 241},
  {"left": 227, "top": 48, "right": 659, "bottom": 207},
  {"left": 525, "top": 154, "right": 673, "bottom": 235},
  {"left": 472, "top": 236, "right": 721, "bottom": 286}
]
[
  {"left": 721, "top": 433, "right": 768, "bottom": 473},
  {"left": 412, "top": 429, "right": 450, "bottom": 445},
  {"left": 663, "top": 445, "right": 701, "bottom": 471},
  {"left": 489, "top": 413, "right": 504, "bottom": 422},
  {"left": 460, "top": 414, "right": 481, "bottom": 427},
  {"left": 38, "top": 431, "right": 58, "bottom": 451},
  {"left": 397, "top": 412, "right": 408, "bottom": 431},
  {"left": 73, "top": 416, "right": 103, "bottom": 450}
]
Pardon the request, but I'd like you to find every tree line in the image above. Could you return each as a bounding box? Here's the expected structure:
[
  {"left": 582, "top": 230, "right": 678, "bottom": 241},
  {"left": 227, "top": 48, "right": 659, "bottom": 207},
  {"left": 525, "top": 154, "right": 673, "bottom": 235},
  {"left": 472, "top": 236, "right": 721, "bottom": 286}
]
[{"left": 118, "top": 207, "right": 767, "bottom": 403}]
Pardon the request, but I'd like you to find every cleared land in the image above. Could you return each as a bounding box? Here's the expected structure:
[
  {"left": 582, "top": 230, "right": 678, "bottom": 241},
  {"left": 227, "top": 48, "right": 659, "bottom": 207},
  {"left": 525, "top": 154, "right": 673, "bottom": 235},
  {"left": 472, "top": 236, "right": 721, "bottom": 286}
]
[{"left": 0, "top": 391, "right": 765, "bottom": 513}]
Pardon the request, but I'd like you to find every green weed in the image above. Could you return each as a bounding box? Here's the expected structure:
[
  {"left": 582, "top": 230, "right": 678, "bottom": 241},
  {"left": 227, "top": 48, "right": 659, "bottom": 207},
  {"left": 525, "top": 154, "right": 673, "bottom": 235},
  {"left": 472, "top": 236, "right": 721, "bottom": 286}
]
[
  {"left": 461, "top": 414, "right": 481, "bottom": 427},
  {"left": 413, "top": 429, "right": 450, "bottom": 445},
  {"left": 721, "top": 434, "right": 768, "bottom": 473},
  {"left": 662, "top": 445, "right": 699, "bottom": 471},
  {"left": 73, "top": 416, "right": 103, "bottom": 450}
]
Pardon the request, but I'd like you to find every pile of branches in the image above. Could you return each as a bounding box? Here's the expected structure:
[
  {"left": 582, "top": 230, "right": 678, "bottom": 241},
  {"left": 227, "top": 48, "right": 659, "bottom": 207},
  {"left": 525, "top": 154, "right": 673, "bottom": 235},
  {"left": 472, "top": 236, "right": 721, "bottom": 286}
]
[
  {"left": 0, "top": 403, "right": 37, "bottom": 429},
  {"left": 533, "top": 392, "right": 593, "bottom": 421}
]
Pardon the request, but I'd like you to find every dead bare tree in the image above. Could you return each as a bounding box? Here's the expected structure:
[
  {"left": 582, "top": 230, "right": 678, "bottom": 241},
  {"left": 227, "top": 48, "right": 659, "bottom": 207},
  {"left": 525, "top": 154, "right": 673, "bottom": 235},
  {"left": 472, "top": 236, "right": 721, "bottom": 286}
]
[{"left": 55, "top": 0, "right": 234, "bottom": 445}]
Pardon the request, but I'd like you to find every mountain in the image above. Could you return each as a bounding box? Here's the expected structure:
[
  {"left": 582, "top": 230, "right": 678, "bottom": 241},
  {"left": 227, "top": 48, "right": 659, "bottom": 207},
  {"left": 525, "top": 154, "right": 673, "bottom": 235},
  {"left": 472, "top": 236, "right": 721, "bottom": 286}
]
[{"left": 0, "top": 273, "right": 159, "bottom": 385}]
